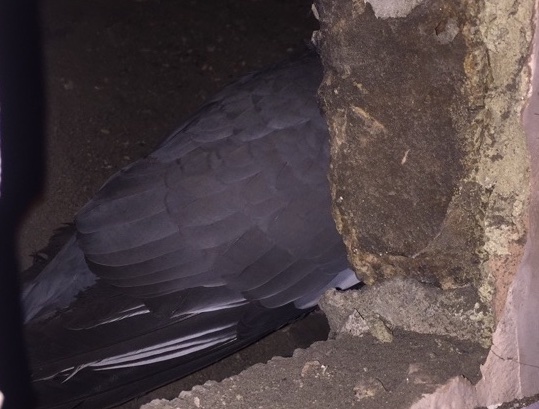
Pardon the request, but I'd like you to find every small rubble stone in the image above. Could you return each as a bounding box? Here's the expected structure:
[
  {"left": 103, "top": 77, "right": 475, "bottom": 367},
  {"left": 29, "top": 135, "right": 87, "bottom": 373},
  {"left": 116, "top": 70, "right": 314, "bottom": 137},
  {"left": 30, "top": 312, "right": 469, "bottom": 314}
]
[{"left": 319, "top": 279, "right": 491, "bottom": 347}]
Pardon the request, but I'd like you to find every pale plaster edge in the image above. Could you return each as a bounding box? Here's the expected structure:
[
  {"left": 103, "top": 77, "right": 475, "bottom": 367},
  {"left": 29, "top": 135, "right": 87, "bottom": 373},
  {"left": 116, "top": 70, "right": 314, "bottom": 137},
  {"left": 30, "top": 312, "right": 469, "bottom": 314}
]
[
  {"left": 410, "top": 376, "right": 478, "bottom": 409},
  {"left": 413, "top": 0, "right": 539, "bottom": 406},
  {"left": 474, "top": 0, "right": 534, "bottom": 313},
  {"left": 475, "top": 0, "right": 539, "bottom": 401}
]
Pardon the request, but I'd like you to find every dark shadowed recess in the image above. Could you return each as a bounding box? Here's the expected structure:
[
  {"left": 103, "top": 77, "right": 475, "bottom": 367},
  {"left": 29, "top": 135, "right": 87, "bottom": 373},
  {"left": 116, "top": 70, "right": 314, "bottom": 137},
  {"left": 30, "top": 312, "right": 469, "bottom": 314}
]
[{"left": 0, "top": 0, "right": 44, "bottom": 408}]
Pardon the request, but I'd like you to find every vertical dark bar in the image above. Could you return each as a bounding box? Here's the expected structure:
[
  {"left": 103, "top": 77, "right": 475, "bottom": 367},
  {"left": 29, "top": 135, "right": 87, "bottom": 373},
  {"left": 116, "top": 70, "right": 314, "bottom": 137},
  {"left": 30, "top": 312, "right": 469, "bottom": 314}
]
[{"left": 0, "top": 0, "right": 44, "bottom": 407}]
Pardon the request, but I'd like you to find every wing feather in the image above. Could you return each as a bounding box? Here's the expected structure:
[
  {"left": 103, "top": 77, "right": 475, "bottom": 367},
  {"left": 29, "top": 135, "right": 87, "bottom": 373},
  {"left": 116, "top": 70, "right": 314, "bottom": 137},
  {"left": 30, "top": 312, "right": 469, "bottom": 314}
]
[{"left": 24, "top": 51, "right": 360, "bottom": 409}]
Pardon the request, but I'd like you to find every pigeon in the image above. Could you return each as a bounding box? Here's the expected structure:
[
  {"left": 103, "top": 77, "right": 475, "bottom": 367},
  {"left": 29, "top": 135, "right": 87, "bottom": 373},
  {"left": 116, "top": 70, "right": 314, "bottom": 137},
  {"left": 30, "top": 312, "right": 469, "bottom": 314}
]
[{"left": 22, "top": 49, "right": 360, "bottom": 409}]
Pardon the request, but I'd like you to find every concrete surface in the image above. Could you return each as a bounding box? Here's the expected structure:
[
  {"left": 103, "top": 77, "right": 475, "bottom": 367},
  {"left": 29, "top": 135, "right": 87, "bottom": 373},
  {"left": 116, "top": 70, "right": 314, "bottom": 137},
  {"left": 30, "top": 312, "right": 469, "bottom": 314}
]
[{"left": 141, "top": 330, "right": 487, "bottom": 409}]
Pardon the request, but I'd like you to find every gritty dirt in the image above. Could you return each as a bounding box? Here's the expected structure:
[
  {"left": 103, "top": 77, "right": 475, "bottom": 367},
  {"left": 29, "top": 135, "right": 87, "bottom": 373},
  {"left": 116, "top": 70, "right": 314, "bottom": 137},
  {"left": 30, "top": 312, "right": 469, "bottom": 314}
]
[{"left": 141, "top": 330, "right": 488, "bottom": 409}]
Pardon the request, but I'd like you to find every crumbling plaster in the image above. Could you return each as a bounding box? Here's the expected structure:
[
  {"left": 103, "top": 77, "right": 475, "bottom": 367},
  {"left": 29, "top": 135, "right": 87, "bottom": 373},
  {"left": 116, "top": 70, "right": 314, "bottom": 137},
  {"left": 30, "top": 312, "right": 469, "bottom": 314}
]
[{"left": 474, "top": 0, "right": 533, "bottom": 320}]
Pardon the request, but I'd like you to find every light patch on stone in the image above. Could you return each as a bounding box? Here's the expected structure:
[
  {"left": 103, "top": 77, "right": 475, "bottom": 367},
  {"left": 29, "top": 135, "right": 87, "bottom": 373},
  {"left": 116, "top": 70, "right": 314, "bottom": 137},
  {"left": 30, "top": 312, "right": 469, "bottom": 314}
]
[
  {"left": 369, "top": 317, "right": 394, "bottom": 343},
  {"left": 435, "top": 18, "right": 460, "bottom": 44},
  {"left": 300, "top": 360, "right": 330, "bottom": 379},
  {"left": 353, "top": 377, "right": 386, "bottom": 400},
  {"left": 365, "top": 0, "right": 424, "bottom": 19},
  {"left": 342, "top": 309, "right": 370, "bottom": 337}
]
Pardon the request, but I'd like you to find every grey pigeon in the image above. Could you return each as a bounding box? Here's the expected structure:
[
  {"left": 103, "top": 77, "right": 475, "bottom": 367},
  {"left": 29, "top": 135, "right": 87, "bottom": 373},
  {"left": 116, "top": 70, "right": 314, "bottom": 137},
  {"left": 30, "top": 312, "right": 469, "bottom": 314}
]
[{"left": 22, "top": 49, "right": 359, "bottom": 409}]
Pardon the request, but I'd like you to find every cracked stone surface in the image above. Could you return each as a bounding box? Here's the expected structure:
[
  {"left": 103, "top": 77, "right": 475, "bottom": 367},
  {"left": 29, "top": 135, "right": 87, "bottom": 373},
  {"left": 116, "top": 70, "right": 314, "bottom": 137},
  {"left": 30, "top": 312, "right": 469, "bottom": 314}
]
[{"left": 320, "top": 280, "right": 491, "bottom": 347}]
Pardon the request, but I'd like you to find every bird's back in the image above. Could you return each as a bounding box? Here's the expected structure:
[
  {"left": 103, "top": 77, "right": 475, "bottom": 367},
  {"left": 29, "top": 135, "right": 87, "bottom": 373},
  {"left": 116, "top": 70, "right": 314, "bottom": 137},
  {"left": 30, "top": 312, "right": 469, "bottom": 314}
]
[{"left": 23, "top": 50, "right": 358, "bottom": 409}]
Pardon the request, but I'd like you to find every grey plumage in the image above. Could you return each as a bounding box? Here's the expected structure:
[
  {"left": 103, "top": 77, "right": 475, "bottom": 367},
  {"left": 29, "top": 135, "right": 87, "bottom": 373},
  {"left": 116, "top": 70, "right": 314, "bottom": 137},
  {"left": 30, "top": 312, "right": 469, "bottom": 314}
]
[{"left": 23, "top": 50, "right": 359, "bottom": 409}]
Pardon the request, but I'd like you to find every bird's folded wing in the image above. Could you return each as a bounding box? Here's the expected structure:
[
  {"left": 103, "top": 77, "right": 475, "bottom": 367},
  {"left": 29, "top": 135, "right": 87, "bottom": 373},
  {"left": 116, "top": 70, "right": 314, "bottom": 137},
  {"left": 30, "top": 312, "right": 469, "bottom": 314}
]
[
  {"left": 75, "top": 51, "right": 346, "bottom": 304},
  {"left": 24, "top": 52, "right": 355, "bottom": 409}
]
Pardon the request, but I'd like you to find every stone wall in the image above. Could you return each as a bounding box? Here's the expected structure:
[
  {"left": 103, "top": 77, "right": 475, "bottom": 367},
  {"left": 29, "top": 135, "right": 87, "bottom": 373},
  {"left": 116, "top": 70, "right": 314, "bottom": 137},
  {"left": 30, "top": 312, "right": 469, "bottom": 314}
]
[{"left": 314, "top": 0, "right": 538, "bottom": 405}]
